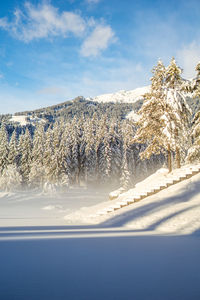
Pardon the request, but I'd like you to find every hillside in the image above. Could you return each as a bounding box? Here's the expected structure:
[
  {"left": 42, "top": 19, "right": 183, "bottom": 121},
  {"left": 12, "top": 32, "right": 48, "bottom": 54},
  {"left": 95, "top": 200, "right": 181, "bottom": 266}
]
[{"left": 3, "top": 85, "right": 199, "bottom": 127}]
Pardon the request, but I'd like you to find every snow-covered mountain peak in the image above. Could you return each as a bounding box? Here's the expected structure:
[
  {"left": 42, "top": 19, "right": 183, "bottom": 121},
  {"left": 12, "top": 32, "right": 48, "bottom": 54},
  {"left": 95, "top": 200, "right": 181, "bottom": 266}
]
[{"left": 87, "top": 86, "right": 150, "bottom": 103}]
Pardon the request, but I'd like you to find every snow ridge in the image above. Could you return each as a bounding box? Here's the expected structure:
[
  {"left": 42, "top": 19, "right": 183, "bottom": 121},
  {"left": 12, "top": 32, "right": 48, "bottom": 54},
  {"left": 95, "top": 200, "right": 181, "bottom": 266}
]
[{"left": 87, "top": 86, "right": 150, "bottom": 103}]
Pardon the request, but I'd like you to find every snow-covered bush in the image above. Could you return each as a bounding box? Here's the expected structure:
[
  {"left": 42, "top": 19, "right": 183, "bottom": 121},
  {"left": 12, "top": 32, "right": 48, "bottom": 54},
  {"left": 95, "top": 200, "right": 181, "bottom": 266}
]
[
  {"left": 0, "top": 164, "right": 22, "bottom": 191},
  {"left": 186, "top": 145, "right": 200, "bottom": 163}
]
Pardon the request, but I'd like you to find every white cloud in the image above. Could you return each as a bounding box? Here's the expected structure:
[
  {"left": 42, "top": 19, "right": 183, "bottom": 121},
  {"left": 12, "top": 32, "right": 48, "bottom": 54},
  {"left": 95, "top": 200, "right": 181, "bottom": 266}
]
[
  {"left": 86, "top": 0, "right": 100, "bottom": 3},
  {"left": 176, "top": 41, "right": 200, "bottom": 79},
  {"left": 0, "top": 2, "right": 86, "bottom": 42},
  {"left": 80, "top": 24, "right": 115, "bottom": 57},
  {"left": 38, "top": 86, "right": 68, "bottom": 96}
]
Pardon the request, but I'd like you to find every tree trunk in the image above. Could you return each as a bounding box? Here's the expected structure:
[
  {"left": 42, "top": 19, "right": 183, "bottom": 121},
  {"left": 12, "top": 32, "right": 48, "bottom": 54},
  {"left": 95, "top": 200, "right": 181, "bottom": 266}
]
[
  {"left": 167, "top": 144, "right": 172, "bottom": 173},
  {"left": 176, "top": 146, "right": 181, "bottom": 169},
  {"left": 174, "top": 128, "right": 181, "bottom": 168}
]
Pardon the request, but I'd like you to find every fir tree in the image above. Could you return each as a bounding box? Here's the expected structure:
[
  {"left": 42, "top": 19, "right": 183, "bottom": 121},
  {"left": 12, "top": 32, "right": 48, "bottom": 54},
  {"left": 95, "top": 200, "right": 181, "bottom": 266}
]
[
  {"left": 186, "top": 111, "right": 200, "bottom": 162},
  {"left": 0, "top": 124, "right": 9, "bottom": 174},
  {"left": 18, "top": 128, "right": 33, "bottom": 184},
  {"left": 0, "top": 164, "right": 22, "bottom": 191},
  {"left": 134, "top": 58, "right": 191, "bottom": 171},
  {"left": 29, "top": 124, "right": 45, "bottom": 187},
  {"left": 7, "top": 130, "right": 18, "bottom": 166}
]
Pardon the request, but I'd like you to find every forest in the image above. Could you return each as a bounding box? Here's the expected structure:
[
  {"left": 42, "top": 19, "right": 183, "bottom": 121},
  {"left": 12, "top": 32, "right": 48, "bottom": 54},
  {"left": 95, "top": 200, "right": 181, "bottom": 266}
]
[{"left": 0, "top": 58, "right": 200, "bottom": 192}]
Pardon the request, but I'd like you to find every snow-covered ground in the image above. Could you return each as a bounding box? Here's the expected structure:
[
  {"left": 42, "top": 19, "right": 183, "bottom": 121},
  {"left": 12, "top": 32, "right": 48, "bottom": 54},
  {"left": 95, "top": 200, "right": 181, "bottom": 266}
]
[
  {"left": 0, "top": 187, "right": 108, "bottom": 227},
  {"left": 64, "top": 168, "right": 200, "bottom": 235},
  {"left": 1, "top": 168, "right": 200, "bottom": 299},
  {"left": 87, "top": 86, "right": 150, "bottom": 103}
]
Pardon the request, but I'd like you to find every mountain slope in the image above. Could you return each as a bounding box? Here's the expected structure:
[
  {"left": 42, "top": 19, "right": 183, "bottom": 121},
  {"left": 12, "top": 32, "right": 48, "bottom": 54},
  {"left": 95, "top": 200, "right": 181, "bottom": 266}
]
[{"left": 87, "top": 86, "right": 150, "bottom": 103}]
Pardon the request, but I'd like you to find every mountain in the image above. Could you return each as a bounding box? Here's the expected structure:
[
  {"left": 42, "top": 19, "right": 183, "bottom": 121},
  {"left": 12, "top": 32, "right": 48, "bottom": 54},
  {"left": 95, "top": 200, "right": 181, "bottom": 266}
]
[
  {"left": 2, "top": 85, "right": 200, "bottom": 127},
  {"left": 87, "top": 86, "right": 150, "bottom": 103},
  {"left": 6, "top": 86, "right": 151, "bottom": 126}
]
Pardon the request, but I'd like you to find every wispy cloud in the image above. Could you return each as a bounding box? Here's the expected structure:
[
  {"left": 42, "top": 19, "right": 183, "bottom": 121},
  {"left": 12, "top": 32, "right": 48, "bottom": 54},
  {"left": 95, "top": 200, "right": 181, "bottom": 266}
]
[
  {"left": 0, "top": 1, "right": 114, "bottom": 57},
  {"left": 38, "top": 86, "right": 69, "bottom": 96},
  {"left": 80, "top": 24, "right": 115, "bottom": 57},
  {"left": 176, "top": 41, "right": 200, "bottom": 79},
  {"left": 0, "top": 2, "right": 86, "bottom": 42},
  {"left": 85, "top": 0, "right": 101, "bottom": 4}
]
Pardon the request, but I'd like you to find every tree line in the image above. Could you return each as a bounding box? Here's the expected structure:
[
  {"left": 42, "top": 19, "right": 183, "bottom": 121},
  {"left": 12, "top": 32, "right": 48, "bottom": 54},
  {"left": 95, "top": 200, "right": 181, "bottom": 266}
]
[{"left": 0, "top": 115, "right": 164, "bottom": 191}]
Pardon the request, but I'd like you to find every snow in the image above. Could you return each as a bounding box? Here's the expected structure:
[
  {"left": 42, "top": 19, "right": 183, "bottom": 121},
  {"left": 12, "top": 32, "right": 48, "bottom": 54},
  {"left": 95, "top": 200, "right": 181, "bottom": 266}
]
[
  {"left": 9, "top": 115, "right": 44, "bottom": 126},
  {"left": 87, "top": 86, "right": 150, "bottom": 103},
  {"left": 1, "top": 165, "right": 200, "bottom": 299},
  {"left": 64, "top": 166, "right": 200, "bottom": 235},
  {"left": 0, "top": 188, "right": 108, "bottom": 227},
  {"left": 126, "top": 110, "right": 140, "bottom": 121},
  {"left": 9, "top": 115, "right": 28, "bottom": 126}
]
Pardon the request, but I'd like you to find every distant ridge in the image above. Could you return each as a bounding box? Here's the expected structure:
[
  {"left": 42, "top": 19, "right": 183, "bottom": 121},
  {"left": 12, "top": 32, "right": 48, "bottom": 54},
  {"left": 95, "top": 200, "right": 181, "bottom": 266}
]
[{"left": 87, "top": 86, "right": 150, "bottom": 103}]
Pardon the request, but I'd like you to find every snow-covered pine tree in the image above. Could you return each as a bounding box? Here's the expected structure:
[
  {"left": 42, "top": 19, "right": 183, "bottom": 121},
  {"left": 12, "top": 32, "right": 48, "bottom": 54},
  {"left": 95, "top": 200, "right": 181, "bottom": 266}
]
[
  {"left": 120, "top": 122, "right": 131, "bottom": 189},
  {"left": 186, "top": 111, "right": 200, "bottom": 162},
  {"left": 134, "top": 58, "right": 191, "bottom": 171},
  {"left": 0, "top": 124, "right": 9, "bottom": 174},
  {"left": 43, "top": 126, "right": 60, "bottom": 186},
  {"left": 70, "top": 117, "right": 81, "bottom": 185},
  {"left": 18, "top": 128, "right": 33, "bottom": 184},
  {"left": 0, "top": 164, "right": 22, "bottom": 191},
  {"left": 133, "top": 60, "right": 171, "bottom": 168},
  {"left": 95, "top": 115, "right": 108, "bottom": 183},
  {"left": 187, "top": 62, "right": 200, "bottom": 98},
  {"left": 58, "top": 122, "right": 70, "bottom": 188},
  {"left": 76, "top": 116, "right": 85, "bottom": 185},
  {"left": 83, "top": 118, "right": 97, "bottom": 185},
  {"left": 7, "top": 130, "right": 18, "bottom": 166},
  {"left": 165, "top": 57, "right": 192, "bottom": 167},
  {"left": 29, "top": 123, "right": 45, "bottom": 187},
  {"left": 103, "top": 132, "right": 112, "bottom": 183},
  {"left": 186, "top": 63, "right": 200, "bottom": 162},
  {"left": 108, "top": 119, "right": 122, "bottom": 185}
]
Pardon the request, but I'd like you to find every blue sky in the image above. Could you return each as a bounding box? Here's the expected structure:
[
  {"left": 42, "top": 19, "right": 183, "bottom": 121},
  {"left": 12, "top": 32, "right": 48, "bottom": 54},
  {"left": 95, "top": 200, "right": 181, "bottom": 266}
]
[{"left": 0, "top": 0, "right": 200, "bottom": 113}]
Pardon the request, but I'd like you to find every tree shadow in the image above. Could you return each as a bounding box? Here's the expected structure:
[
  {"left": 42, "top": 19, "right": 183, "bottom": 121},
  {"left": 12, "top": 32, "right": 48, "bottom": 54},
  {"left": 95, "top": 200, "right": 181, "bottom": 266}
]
[{"left": 100, "top": 180, "right": 200, "bottom": 229}]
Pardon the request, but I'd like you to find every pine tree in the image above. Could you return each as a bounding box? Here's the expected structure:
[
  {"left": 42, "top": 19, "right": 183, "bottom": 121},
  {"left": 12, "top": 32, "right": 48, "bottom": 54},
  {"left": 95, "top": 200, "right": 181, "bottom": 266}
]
[
  {"left": 190, "top": 62, "right": 200, "bottom": 98},
  {"left": 29, "top": 124, "right": 45, "bottom": 187},
  {"left": 165, "top": 58, "right": 192, "bottom": 167},
  {"left": 7, "top": 130, "right": 18, "bottom": 166},
  {"left": 133, "top": 60, "right": 170, "bottom": 168},
  {"left": 109, "top": 119, "right": 122, "bottom": 184},
  {"left": 83, "top": 118, "right": 97, "bottom": 185},
  {"left": 0, "top": 124, "right": 9, "bottom": 174},
  {"left": 165, "top": 57, "right": 182, "bottom": 89},
  {"left": 120, "top": 123, "right": 131, "bottom": 189},
  {"left": 18, "top": 128, "right": 33, "bottom": 184},
  {"left": 95, "top": 115, "right": 108, "bottom": 183},
  {"left": 186, "top": 111, "right": 200, "bottom": 162},
  {"left": 0, "top": 164, "right": 22, "bottom": 191},
  {"left": 134, "top": 58, "right": 191, "bottom": 171},
  {"left": 43, "top": 126, "right": 60, "bottom": 185}
]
